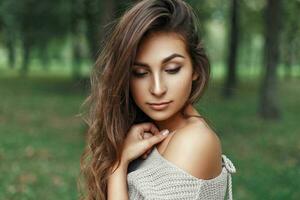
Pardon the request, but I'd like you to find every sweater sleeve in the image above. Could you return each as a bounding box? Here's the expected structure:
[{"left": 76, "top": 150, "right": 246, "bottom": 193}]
[
  {"left": 127, "top": 152, "right": 236, "bottom": 200},
  {"left": 196, "top": 155, "right": 237, "bottom": 200}
]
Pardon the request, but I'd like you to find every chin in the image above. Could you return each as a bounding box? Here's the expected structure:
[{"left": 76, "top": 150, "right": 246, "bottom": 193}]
[{"left": 145, "top": 110, "right": 173, "bottom": 122}]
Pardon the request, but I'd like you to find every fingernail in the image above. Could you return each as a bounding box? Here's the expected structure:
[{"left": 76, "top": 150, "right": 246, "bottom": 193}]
[{"left": 160, "top": 129, "right": 169, "bottom": 136}]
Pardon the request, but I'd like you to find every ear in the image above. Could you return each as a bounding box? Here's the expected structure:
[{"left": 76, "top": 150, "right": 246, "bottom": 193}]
[{"left": 192, "top": 70, "right": 199, "bottom": 81}]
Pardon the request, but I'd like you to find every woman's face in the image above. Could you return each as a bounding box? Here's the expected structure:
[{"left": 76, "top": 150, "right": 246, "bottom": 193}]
[{"left": 129, "top": 31, "right": 198, "bottom": 122}]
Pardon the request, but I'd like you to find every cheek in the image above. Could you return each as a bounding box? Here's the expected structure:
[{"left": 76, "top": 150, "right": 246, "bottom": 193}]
[
  {"left": 129, "top": 79, "right": 146, "bottom": 104},
  {"left": 169, "top": 70, "right": 193, "bottom": 95}
]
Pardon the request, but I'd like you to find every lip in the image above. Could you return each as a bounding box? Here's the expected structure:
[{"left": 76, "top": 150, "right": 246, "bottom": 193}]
[
  {"left": 148, "top": 101, "right": 172, "bottom": 105},
  {"left": 147, "top": 101, "right": 172, "bottom": 111}
]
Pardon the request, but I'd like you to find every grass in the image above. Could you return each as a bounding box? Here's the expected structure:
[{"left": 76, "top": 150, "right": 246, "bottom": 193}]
[
  {"left": 0, "top": 76, "right": 87, "bottom": 199},
  {"left": 200, "top": 78, "right": 300, "bottom": 199},
  {"left": 0, "top": 68, "right": 299, "bottom": 199}
]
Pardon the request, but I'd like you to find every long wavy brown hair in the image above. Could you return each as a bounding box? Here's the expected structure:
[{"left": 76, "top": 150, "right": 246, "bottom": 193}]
[{"left": 77, "top": 0, "right": 211, "bottom": 199}]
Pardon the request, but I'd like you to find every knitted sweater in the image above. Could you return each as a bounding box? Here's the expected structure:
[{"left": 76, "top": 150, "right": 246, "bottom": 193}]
[{"left": 127, "top": 147, "right": 236, "bottom": 200}]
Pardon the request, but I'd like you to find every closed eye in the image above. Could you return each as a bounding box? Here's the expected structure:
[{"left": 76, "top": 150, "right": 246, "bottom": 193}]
[
  {"left": 166, "top": 66, "right": 181, "bottom": 74},
  {"left": 132, "top": 66, "right": 182, "bottom": 78}
]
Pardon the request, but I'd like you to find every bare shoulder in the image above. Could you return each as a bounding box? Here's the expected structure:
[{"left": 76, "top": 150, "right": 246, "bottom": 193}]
[{"left": 161, "top": 118, "right": 223, "bottom": 180}]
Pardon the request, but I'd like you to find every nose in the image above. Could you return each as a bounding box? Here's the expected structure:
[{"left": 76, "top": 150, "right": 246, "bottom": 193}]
[{"left": 149, "top": 73, "right": 167, "bottom": 96}]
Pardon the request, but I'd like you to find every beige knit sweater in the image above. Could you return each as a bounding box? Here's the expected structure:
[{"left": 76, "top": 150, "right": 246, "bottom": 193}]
[{"left": 127, "top": 147, "right": 236, "bottom": 200}]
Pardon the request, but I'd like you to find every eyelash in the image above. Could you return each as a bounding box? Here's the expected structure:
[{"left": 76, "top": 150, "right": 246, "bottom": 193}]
[{"left": 132, "top": 66, "right": 182, "bottom": 77}]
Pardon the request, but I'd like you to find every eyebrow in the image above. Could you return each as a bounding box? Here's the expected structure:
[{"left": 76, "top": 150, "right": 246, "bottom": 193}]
[{"left": 133, "top": 53, "right": 185, "bottom": 68}]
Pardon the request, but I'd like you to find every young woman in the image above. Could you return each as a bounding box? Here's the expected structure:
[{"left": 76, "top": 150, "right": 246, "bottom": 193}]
[{"left": 79, "top": 0, "right": 237, "bottom": 199}]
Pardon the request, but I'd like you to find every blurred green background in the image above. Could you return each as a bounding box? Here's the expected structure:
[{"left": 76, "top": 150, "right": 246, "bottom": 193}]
[{"left": 0, "top": 0, "right": 299, "bottom": 199}]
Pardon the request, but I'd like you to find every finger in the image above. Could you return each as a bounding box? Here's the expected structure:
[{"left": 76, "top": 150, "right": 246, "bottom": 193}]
[
  {"left": 143, "top": 130, "right": 170, "bottom": 148},
  {"left": 142, "top": 149, "right": 151, "bottom": 158},
  {"left": 141, "top": 140, "right": 152, "bottom": 158},
  {"left": 142, "top": 149, "right": 152, "bottom": 159},
  {"left": 153, "top": 129, "right": 176, "bottom": 136},
  {"left": 137, "top": 122, "right": 160, "bottom": 135},
  {"left": 143, "top": 132, "right": 153, "bottom": 139}
]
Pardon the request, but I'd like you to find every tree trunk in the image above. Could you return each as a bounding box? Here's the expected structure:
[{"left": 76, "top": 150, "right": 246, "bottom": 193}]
[
  {"left": 20, "top": 39, "right": 31, "bottom": 76},
  {"left": 84, "top": 0, "right": 116, "bottom": 61},
  {"left": 222, "top": 0, "right": 239, "bottom": 98},
  {"left": 259, "top": 0, "right": 281, "bottom": 119},
  {"left": 6, "top": 36, "right": 16, "bottom": 69},
  {"left": 72, "top": 33, "right": 83, "bottom": 80},
  {"left": 283, "top": 45, "right": 292, "bottom": 80}
]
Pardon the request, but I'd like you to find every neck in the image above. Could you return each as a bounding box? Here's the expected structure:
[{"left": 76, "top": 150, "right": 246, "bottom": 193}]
[{"left": 153, "top": 104, "right": 200, "bottom": 132}]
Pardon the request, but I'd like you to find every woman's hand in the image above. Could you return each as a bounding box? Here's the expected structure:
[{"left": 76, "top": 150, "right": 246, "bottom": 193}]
[
  {"left": 121, "top": 122, "right": 170, "bottom": 164},
  {"left": 141, "top": 132, "right": 155, "bottom": 159}
]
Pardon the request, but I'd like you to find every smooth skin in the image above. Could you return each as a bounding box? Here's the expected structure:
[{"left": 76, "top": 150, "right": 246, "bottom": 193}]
[{"left": 107, "top": 31, "right": 222, "bottom": 200}]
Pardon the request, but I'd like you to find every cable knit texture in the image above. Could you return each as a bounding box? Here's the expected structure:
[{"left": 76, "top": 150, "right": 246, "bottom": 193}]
[{"left": 127, "top": 147, "right": 236, "bottom": 200}]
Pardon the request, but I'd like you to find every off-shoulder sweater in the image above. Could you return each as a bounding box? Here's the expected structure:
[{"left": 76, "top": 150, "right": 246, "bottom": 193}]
[{"left": 127, "top": 146, "right": 237, "bottom": 200}]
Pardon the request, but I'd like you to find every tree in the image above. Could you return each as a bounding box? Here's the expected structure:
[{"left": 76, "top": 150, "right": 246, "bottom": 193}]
[
  {"left": 0, "top": 0, "right": 20, "bottom": 69},
  {"left": 259, "top": 0, "right": 281, "bottom": 119},
  {"left": 15, "top": 0, "right": 71, "bottom": 75},
  {"left": 84, "top": 0, "right": 117, "bottom": 61},
  {"left": 280, "top": 0, "right": 300, "bottom": 80},
  {"left": 222, "top": 0, "right": 239, "bottom": 98}
]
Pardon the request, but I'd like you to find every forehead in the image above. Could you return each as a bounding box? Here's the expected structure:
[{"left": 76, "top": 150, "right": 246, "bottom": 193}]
[{"left": 135, "top": 32, "right": 188, "bottom": 62}]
